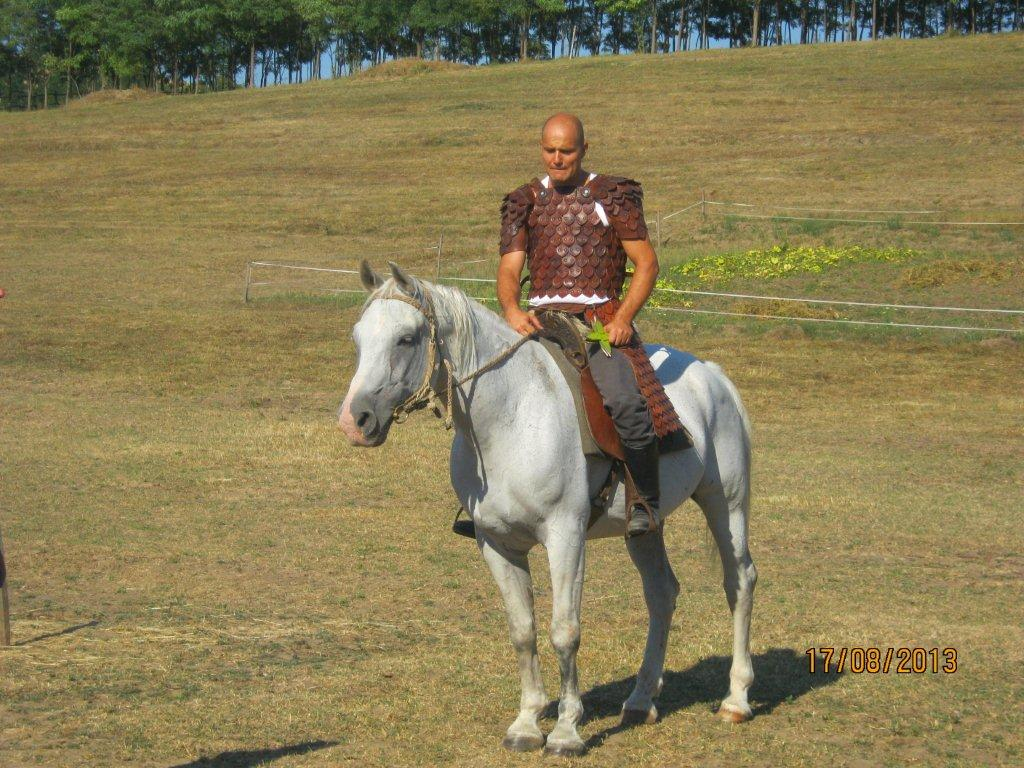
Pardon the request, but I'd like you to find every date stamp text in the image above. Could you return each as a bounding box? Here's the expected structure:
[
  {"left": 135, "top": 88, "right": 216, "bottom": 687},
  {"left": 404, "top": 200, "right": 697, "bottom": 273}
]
[{"left": 805, "top": 647, "right": 957, "bottom": 674}]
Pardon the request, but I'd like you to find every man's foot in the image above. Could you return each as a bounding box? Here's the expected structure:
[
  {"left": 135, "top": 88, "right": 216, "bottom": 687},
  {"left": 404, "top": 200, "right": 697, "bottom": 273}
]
[
  {"left": 626, "top": 504, "right": 652, "bottom": 538},
  {"left": 452, "top": 518, "right": 476, "bottom": 539}
]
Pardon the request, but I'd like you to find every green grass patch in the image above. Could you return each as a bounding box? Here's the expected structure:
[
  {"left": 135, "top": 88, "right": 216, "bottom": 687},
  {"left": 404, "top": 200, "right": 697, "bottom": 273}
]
[{"left": 661, "top": 244, "right": 922, "bottom": 289}]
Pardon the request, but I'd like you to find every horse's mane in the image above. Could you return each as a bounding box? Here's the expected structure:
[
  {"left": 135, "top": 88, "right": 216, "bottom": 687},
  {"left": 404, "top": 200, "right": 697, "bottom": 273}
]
[{"left": 366, "top": 277, "right": 480, "bottom": 374}]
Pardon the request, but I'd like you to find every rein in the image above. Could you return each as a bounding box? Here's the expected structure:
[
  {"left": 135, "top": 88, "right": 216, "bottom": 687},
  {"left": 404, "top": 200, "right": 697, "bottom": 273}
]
[{"left": 370, "top": 288, "right": 535, "bottom": 429}]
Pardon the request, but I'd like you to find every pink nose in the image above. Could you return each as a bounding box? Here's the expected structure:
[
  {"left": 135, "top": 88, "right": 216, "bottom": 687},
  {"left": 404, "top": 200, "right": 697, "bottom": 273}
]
[{"left": 338, "top": 391, "right": 373, "bottom": 446}]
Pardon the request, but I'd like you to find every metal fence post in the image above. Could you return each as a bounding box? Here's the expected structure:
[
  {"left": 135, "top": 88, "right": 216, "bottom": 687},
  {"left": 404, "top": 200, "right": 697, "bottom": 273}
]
[
  {"left": 701, "top": 189, "right": 707, "bottom": 220},
  {"left": 655, "top": 211, "right": 663, "bottom": 250},
  {"left": 1, "top": 526, "right": 11, "bottom": 646},
  {"left": 244, "top": 262, "right": 253, "bottom": 303},
  {"left": 435, "top": 231, "right": 444, "bottom": 281}
]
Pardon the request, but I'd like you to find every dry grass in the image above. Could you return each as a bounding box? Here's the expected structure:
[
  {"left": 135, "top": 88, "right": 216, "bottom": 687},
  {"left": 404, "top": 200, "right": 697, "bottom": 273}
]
[
  {"left": 1, "top": 32, "right": 1022, "bottom": 767},
  {"left": 69, "top": 86, "right": 165, "bottom": 107},
  {"left": 896, "top": 257, "right": 1015, "bottom": 288},
  {"left": 355, "top": 58, "right": 470, "bottom": 80}
]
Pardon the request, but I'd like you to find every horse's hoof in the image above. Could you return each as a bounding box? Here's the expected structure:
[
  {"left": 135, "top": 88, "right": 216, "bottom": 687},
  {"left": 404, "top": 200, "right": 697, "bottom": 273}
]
[
  {"left": 621, "top": 705, "right": 658, "bottom": 726},
  {"left": 718, "top": 703, "right": 752, "bottom": 723},
  {"left": 502, "top": 732, "right": 545, "bottom": 752},
  {"left": 544, "top": 740, "right": 586, "bottom": 758}
]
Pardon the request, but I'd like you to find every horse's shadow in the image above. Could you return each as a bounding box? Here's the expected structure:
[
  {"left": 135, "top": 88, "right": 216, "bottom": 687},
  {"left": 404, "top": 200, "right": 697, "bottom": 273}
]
[
  {"left": 168, "top": 740, "right": 338, "bottom": 767},
  {"left": 544, "top": 648, "right": 840, "bottom": 750}
]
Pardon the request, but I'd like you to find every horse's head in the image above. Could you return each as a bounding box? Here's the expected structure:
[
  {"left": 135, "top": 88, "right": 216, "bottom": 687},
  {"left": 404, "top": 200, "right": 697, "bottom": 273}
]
[{"left": 338, "top": 261, "right": 435, "bottom": 447}]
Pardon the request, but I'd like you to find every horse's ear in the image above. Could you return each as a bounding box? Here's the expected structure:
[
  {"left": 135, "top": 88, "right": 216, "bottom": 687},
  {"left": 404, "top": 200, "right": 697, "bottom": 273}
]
[
  {"left": 360, "top": 260, "right": 384, "bottom": 292},
  {"left": 387, "top": 261, "right": 416, "bottom": 294}
]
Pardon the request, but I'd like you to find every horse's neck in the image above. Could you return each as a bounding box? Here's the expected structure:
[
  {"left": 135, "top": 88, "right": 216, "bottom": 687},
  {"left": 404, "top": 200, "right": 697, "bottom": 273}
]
[{"left": 441, "top": 302, "right": 555, "bottom": 444}]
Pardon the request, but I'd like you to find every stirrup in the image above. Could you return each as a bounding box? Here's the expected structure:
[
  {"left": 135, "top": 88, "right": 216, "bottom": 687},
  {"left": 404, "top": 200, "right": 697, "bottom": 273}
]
[
  {"left": 452, "top": 506, "right": 476, "bottom": 539},
  {"left": 626, "top": 501, "right": 656, "bottom": 538}
]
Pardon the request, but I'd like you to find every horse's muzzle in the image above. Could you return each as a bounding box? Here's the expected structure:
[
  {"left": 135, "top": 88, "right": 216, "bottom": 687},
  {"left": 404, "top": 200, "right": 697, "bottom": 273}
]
[{"left": 338, "top": 391, "right": 390, "bottom": 447}]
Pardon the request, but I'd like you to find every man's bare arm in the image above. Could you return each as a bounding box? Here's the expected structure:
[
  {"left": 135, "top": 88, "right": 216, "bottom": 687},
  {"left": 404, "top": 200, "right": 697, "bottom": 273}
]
[
  {"left": 498, "top": 250, "right": 543, "bottom": 335},
  {"left": 605, "top": 238, "right": 659, "bottom": 346}
]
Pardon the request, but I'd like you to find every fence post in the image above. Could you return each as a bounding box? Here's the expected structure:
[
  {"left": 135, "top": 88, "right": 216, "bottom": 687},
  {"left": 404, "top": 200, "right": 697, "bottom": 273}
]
[
  {"left": 244, "top": 262, "right": 252, "bottom": 303},
  {"left": 1, "top": 525, "right": 11, "bottom": 647},
  {"left": 435, "top": 231, "right": 444, "bottom": 281},
  {"left": 655, "top": 211, "right": 663, "bottom": 250},
  {"left": 700, "top": 189, "right": 707, "bottom": 220}
]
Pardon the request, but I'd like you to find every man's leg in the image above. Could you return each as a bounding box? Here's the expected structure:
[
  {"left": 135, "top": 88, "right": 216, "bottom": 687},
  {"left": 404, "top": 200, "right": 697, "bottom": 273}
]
[{"left": 587, "top": 343, "right": 659, "bottom": 537}]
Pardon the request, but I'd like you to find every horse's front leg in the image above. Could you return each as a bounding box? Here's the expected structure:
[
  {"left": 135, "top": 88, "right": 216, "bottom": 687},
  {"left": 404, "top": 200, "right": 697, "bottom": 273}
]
[
  {"left": 543, "top": 525, "right": 587, "bottom": 757},
  {"left": 478, "top": 537, "right": 547, "bottom": 752}
]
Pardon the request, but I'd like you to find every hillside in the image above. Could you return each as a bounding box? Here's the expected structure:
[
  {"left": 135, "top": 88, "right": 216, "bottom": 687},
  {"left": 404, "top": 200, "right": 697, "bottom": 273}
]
[{"left": 1, "top": 32, "right": 1022, "bottom": 311}]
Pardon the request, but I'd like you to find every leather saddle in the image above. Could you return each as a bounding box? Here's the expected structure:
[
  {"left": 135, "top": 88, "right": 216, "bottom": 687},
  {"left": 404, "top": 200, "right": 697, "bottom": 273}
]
[{"left": 534, "top": 309, "right": 625, "bottom": 461}]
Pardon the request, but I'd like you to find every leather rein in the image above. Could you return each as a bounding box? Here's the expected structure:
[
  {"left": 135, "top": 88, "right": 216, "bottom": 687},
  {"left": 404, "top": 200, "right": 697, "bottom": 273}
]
[{"left": 369, "top": 288, "right": 535, "bottom": 429}]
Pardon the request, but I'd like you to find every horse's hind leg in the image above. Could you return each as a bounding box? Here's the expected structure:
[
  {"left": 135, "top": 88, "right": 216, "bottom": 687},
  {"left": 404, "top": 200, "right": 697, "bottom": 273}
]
[
  {"left": 621, "top": 526, "right": 679, "bottom": 725},
  {"left": 694, "top": 485, "right": 757, "bottom": 722},
  {"left": 478, "top": 537, "right": 547, "bottom": 751}
]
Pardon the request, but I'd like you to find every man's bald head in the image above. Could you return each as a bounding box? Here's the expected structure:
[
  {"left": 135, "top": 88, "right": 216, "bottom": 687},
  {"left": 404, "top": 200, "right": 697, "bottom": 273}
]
[
  {"left": 541, "top": 113, "right": 585, "bottom": 145},
  {"left": 540, "top": 113, "right": 588, "bottom": 187}
]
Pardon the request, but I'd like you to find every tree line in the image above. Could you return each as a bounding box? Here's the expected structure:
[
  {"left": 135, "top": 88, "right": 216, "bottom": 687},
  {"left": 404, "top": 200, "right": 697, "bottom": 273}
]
[{"left": 2, "top": 0, "right": 1021, "bottom": 110}]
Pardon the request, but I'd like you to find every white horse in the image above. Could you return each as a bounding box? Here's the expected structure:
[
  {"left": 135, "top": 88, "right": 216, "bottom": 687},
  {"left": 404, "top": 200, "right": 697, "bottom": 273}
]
[{"left": 339, "top": 262, "right": 757, "bottom": 756}]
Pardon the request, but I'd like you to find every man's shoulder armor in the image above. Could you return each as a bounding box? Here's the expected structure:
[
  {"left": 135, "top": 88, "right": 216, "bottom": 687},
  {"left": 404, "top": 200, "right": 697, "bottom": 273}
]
[
  {"left": 499, "top": 180, "right": 539, "bottom": 254},
  {"left": 500, "top": 181, "right": 539, "bottom": 213},
  {"left": 589, "top": 175, "right": 643, "bottom": 213}
]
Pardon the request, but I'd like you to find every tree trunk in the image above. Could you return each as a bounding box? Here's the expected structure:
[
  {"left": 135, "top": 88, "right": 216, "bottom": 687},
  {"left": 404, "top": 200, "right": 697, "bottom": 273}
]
[
  {"left": 26, "top": 78, "right": 32, "bottom": 110},
  {"left": 247, "top": 42, "right": 255, "bottom": 87},
  {"left": 849, "top": 0, "right": 857, "bottom": 39},
  {"left": 194, "top": 62, "right": 199, "bottom": 94},
  {"left": 677, "top": 1, "right": 688, "bottom": 50},
  {"left": 650, "top": 0, "right": 658, "bottom": 52},
  {"left": 776, "top": 0, "right": 783, "bottom": 42},
  {"left": 872, "top": 0, "right": 878, "bottom": 37},
  {"left": 800, "top": 0, "right": 808, "bottom": 42},
  {"left": 701, "top": 0, "right": 708, "bottom": 47},
  {"left": 65, "top": 39, "right": 73, "bottom": 106},
  {"left": 753, "top": 0, "right": 761, "bottom": 44}
]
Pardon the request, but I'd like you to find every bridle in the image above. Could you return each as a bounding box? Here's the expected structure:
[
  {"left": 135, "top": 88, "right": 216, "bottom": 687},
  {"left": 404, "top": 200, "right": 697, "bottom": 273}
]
[{"left": 367, "top": 287, "right": 535, "bottom": 430}]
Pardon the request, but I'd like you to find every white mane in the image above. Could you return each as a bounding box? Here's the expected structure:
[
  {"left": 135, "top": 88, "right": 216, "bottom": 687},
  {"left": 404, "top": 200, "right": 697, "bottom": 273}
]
[{"left": 367, "top": 277, "right": 481, "bottom": 375}]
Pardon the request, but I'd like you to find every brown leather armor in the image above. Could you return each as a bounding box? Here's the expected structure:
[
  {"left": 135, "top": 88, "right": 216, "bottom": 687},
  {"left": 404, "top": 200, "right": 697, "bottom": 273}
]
[
  {"left": 499, "top": 175, "right": 648, "bottom": 303},
  {"left": 499, "top": 174, "right": 688, "bottom": 447}
]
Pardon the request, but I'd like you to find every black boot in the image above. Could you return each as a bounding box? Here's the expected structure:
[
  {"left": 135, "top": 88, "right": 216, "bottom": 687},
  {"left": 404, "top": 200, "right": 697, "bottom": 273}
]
[{"left": 622, "top": 441, "right": 660, "bottom": 538}]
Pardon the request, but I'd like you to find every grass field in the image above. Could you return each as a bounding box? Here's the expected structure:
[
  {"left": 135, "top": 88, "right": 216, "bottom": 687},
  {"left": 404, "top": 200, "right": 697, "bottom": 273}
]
[{"left": 1, "top": 32, "right": 1023, "bottom": 767}]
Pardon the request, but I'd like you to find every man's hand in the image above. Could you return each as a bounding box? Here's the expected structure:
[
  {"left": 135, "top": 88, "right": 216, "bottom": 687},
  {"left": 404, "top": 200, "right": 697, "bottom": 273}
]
[
  {"left": 603, "top": 316, "right": 634, "bottom": 346},
  {"left": 506, "top": 306, "right": 543, "bottom": 336}
]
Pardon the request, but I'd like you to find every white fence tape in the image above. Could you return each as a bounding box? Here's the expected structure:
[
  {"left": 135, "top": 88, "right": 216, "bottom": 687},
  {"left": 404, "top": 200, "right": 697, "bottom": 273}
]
[{"left": 655, "top": 287, "right": 1024, "bottom": 315}]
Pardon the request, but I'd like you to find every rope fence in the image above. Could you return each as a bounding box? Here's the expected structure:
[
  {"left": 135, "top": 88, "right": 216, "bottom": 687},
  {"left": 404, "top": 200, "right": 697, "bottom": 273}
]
[
  {"left": 434, "top": 275, "right": 1023, "bottom": 334},
  {"left": 244, "top": 196, "right": 1024, "bottom": 335},
  {"left": 641, "top": 193, "right": 1024, "bottom": 250}
]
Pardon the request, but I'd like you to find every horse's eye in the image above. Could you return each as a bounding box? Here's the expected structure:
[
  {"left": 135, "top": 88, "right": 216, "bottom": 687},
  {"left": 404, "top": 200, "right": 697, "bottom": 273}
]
[{"left": 397, "top": 335, "right": 416, "bottom": 346}]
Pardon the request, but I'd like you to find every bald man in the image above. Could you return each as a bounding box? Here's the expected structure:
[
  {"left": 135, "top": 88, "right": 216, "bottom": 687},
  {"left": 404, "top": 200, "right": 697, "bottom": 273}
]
[{"left": 491, "top": 113, "right": 688, "bottom": 539}]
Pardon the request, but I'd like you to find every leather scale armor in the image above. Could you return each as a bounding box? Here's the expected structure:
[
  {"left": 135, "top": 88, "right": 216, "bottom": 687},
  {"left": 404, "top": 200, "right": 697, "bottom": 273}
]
[
  {"left": 499, "top": 175, "right": 687, "bottom": 444},
  {"left": 500, "top": 175, "right": 647, "bottom": 302}
]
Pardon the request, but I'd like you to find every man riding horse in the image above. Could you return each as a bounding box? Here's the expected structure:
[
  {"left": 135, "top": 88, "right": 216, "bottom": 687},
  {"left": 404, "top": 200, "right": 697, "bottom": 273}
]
[{"left": 490, "top": 113, "right": 688, "bottom": 538}]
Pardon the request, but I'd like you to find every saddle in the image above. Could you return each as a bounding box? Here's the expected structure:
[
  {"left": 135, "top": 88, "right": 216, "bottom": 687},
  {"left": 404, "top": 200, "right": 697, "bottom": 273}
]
[
  {"left": 450, "top": 309, "right": 692, "bottom": 539},
  {"left": 533, "top": 309, "right": 692, "bottom": 461}
]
